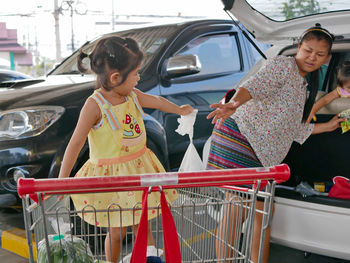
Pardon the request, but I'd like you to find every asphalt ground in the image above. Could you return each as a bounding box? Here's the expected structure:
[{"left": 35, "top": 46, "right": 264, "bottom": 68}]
[
  {"left": 0, "top": 207, "right": 349, "bottom": 262},
  {"left": 0, "top": 248, "right": 27, "bottom": 263}
]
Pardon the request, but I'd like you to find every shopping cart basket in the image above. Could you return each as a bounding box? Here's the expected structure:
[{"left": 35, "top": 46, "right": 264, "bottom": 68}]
[{"left": 18, "top": 164, "right": 290, "bottom": 263}]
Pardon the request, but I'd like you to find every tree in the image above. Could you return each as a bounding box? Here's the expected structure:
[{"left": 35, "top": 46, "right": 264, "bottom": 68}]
[{"left": 282, "top": 0, "right": 325, "bottom": 20}]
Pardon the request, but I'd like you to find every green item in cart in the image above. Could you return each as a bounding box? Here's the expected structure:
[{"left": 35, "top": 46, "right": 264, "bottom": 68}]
[
  {"left": 338, "top": 108, "right": 350, "bottom": 133},
  {"left": 37, "top": 234, "right": 94, "bottom": 263}
]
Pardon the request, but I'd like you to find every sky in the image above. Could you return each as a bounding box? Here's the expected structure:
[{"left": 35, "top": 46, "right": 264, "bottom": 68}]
[
  {"left": 0, "top": 0, "right": 228, "bottom": 61},
  {"left": 1, "top": 0, "right": 348, "bottom": 62}
]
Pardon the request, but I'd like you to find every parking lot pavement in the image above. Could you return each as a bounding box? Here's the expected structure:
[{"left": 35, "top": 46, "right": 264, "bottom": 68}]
[
  {"left": 0, "top": 248, "right": 27, "bottom": 263},
  {"left": 0, "top": 207, "right": 24, "bottom": 229},
  {"left": 0, "top": 208, "right": 349, "bottom": 262},
  {"left": 269, "top": 243, "right": 350, "bottom": 263},
  {"left": 0, "top": 207, "right": 35, "bottom": 260}
]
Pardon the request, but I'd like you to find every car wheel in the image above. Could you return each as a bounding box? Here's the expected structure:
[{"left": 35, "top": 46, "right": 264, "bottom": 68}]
[{"left": 146, "top": 139, "right": 168, "bottom": 170}]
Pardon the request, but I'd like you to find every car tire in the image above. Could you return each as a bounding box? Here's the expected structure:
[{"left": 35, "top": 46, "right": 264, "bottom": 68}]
[{"left": 146, "top": 138, "right": 168, "bottom": 170}]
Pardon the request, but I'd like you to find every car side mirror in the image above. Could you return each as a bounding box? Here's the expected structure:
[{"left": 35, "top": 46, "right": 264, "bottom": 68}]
[{"left": 163, "top": 54, "right": 201, "bottom": 79}]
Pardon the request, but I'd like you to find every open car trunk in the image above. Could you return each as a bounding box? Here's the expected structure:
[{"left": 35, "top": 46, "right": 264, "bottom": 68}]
[
  {"left": 220, "top": 0, "right": 350, "bottom": 259},
  {"left": 279, "top": 43, "right": 350, "bottom": 193},
  {"left": 268, "top": 41, "right": 350, "bottom": 260}
]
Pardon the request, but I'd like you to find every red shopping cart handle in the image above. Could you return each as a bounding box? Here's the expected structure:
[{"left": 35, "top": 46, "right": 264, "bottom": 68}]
[{"left": 17, "top": 164, "right": 290, "bottom": 197}]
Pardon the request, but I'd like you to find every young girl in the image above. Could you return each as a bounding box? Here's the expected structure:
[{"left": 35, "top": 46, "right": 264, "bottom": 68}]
[
  {"left": 207, "top": 24, "right": 344, "bottom": 263},
  {"left": 307, "top": 61, "right": 350, "bottom": 122},
  {"left": 58, "top": 36, "right": 193, "bottom": 262}
]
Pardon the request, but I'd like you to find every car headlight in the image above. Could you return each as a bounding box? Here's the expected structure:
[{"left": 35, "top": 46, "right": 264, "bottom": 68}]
[{"left": 0, "top": 106, "right": 65, "bottom": 140}]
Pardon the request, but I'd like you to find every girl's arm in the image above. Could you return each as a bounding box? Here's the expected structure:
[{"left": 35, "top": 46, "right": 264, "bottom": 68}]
[
  {"left": 307, "top": 89, "right": 340, "bottom": 123},
  {"left": 206, "top": 87, "right": 252, "bottom": 127},
  {"left": 58, "top": 99, "right": 100, "bottom": 178},
  {"left": 133, "top": 88, "right": 193, "bottom": 115}
]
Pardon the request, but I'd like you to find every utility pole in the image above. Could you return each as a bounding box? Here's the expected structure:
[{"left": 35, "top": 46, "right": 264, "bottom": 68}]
[
  {"left": 69, "top": 2, "right": 75, "bottom": 51},
  {"left": 54, "top": 0, "right": 62, "bottom": 62},
  {"left": 60, "top": 1, "right": 87, "bottom": 53},
  {"left": 112, "top": 0, "right": 115, "bottom": 31}
]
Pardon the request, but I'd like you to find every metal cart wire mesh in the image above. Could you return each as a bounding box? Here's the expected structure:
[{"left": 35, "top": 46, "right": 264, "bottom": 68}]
[{"left": 18, "top": 164, "right": 289, "bottom": 263}]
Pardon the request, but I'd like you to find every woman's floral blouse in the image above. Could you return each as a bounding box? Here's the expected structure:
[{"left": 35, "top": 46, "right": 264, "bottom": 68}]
[{"left": 232, "top": 55, "right": 314, "bottom": 167}]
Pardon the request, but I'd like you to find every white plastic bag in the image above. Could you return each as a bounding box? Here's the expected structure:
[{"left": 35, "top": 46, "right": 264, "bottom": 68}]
[
  {"left": 175, "top": 109, "right": 205, "bottom": 172},
  {"left": 119, "top": 245, "right": 163, "bottom": 263},
  {"left": 202, "top": 135, "right": 212, "bottom": 168}
]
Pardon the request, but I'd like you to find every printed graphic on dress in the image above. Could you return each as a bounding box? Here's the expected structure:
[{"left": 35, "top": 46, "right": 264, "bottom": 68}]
[{"left": 121, "top": 113, "right": 145, "bottom": 148}]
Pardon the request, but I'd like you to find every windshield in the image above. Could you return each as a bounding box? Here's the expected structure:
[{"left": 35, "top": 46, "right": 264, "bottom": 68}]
[
  {"left": 246, "top": 0, "right": 350, "bottom": 21},
  {"left": 50, "top": 24, "right": 177, "bottom": 75}
]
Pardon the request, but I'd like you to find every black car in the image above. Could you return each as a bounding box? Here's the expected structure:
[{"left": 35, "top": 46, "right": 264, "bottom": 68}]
[
  {"left": 0, "top": 19, "right": 268, "bottom": 206},
  {"left": 0, "top": 69, "right": 32, "bottom": 83}
]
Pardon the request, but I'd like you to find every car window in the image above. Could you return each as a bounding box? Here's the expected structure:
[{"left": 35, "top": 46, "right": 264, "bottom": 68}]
[
  {"left": 312, "top": 52, "right": 350, "bottom": 116},
  {"left": 328, "top": 52, "right": 350, "bottom": 92},
  {"left": 247, "top": 38, "right": 271, "bottom": 65},
  {"left": 176, "top": 34, "right": 241, "bottom": 76},
  {"left": 50, "top": 25, "right": 178, "bottom": 75},
  {"left": 0, "top": 74, "right": 13, "bottom": 82},
  {"left": 164, "top": 94, "right": 194, "bottom": 106},
  {"left": 196, "top": 92, "right": 227, "bottom": 105},
  {"left": 0, "top": 73, "right": 26, "bottom": 82},
  {"left": 306, "top": 63, "right": 330, "bottom": 92}
]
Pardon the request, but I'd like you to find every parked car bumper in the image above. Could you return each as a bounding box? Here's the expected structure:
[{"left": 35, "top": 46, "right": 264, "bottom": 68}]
[{"left": 271, "top": 192, "right": 350, "bottom": 260}]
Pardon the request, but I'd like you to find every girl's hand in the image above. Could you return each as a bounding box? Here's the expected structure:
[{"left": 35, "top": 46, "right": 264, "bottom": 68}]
[
  {"left": 306, "top": 113, "right": 316, "bottom": 123},
  {"left": 207, "top": 101, "right": 240, "bottom": 127},
  {"left": 179, "top": 104, "right": 194, "bottom": 115}
]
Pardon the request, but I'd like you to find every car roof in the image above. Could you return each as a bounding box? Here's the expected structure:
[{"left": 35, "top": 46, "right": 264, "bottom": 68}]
[{"left": 222, "top": 0, "right": 350, "bottom": 45}]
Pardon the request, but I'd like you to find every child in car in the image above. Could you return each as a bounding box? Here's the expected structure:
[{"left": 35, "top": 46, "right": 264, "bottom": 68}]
[{"left": 307, "top": 61, "right": 350, "bottom": 123}]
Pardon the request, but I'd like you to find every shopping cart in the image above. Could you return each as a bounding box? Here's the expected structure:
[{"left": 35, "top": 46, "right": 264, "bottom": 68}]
[{"left": 18, "top": 164, "right": 290, "bottom": 263}]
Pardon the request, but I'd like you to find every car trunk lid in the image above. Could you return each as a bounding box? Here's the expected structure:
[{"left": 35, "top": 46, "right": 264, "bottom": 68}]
[{"left": 221, "top": 0, "right": 350, "bottom": 45}]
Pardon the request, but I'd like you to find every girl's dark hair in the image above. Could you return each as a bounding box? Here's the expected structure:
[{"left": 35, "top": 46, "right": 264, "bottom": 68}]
[
  {"left": 300, "top": 23, "right": 334, "bottom": 122},
  {"left": 77, "top": 36, "right": 143, "bottom": 90},
  {"left": 337, "top": 61, "right": 350, "bottom": 87}
]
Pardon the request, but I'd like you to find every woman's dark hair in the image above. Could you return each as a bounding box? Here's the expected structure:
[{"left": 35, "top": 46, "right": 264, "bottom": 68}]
[
  {"left": 77, "top": 36, "right": 143, "bottom": 90},
  {"left": 300, "top": 23, "right": 334, "bottom": 122},
  {"left": 337, "top": 61, "right": 350, "bottom": 87}
]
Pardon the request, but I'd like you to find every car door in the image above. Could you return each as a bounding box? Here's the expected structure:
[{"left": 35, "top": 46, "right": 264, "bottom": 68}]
[{"left": 157, "top": 30, "right": 251, "bottom": 169}]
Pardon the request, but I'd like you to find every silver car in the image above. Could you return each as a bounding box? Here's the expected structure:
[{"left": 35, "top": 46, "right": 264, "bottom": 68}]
[{"left": 223, "top": 0, "right": 350, "bottom": 260}]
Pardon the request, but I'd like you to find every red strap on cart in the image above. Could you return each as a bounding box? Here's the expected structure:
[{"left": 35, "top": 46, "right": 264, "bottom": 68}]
[
  {"left": 130, "top": 190, "right": 148, "bottom": 263},
  {"left": 160, "top": 189, "right": 181, "bottom": 263},
  {"left": 130, "top": 189, "right": 181, "bottom": 263}
]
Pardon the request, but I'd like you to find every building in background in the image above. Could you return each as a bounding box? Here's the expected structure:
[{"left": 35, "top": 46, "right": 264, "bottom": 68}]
[{"left": 0, "top": 22, "right": 32, "bottom": 71}]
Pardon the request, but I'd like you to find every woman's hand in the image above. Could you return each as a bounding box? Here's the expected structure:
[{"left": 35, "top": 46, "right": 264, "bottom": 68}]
[
  {"left": 312, "top": 115, "right": 346, "bottom": 134},
  {"left": 179, "top": 104, "right": 194, "bottom": 115},
  {"left": 207, "top": 101, "right": 240, "bottom": 127},
  {"left": 326, "top": 115, "right": 346, "bottom": 132}
]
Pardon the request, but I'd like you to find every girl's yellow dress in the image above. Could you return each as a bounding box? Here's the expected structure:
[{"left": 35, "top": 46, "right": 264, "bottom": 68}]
[{"left": 71, "top": 90, "right": 177, "bottom": 227}]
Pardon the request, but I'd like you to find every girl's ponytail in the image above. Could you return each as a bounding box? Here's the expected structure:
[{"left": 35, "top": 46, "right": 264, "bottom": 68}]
[
  {"left": 77, "top": 50, "right": 90, "bottom": 74},
  {"left": 81, "top": 36, "right": 143, "bottom": 90}
]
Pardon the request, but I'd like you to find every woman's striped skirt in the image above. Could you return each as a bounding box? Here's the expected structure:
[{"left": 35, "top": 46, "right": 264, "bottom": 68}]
[{"left": 206, "top": 118, "right": 262, "bottom": 170}]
